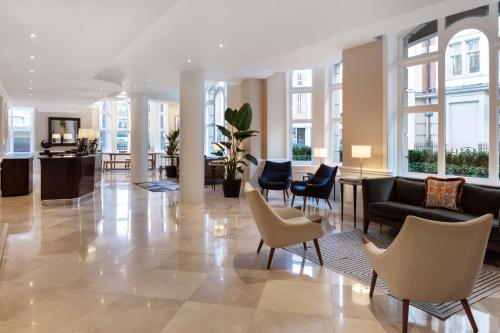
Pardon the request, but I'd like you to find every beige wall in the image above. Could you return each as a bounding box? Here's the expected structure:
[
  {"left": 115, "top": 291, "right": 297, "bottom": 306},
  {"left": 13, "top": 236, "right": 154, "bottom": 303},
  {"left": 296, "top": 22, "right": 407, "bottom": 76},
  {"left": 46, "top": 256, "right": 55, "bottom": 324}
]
[
  {"left": 266, "top": 72, "right": 287, "bottom": 159},
  {"left": 342, "top": 40, "right": 384, "bottom": 170}
]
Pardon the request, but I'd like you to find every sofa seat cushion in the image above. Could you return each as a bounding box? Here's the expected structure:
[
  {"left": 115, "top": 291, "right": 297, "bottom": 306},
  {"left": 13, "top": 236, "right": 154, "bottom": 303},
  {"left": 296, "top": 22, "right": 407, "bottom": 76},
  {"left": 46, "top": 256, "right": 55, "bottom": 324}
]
[
  {"left": 416, "top": 208, "right": 477, "bottom": 223},
  {"left": 461, "top": 184, "right": 500, "bottom": 218},
  {"left": 368, "top": 201, "right": 425, "bottom": 221}
]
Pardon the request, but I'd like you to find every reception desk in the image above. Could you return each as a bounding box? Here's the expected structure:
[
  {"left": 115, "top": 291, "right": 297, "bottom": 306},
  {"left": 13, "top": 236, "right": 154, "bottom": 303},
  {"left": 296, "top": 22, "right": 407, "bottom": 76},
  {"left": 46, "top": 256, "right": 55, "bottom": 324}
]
[{"left": 40, "top": 154, "right": 101, "bottom": 201}]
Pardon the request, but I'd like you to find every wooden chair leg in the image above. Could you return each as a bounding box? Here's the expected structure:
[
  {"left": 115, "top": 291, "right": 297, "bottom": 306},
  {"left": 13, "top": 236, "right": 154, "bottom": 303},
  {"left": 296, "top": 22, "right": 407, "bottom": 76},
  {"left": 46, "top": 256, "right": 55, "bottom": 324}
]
[
  {"left": 257, "top": 239, "right": 264, "bottom": 253},
  {"left": 461, "top": 299, "right": 478, "bottom": 332},
  {"left": 313, "top": 239, "right": 323, "bottom": 266},
  {"left": 286, "top": 189, "right": 289, "bottom": 198},
  {"left": 261, "top": 188, "right": 264, "bottom": 195},
  {"left": 267, "top": 248, "right": 275, "bottom": 269},
  {"left": 303, "top": 242, "right": 307, "bottom": 250},
  {"left": 291, "top": 194, "right": 295, "bottom": 207},
  {"left": 283, "top": 190, "right": 286, "bottom": 203},
  {"left": 369, "top": 270, "right": 377, "bottom": 297},
  {"left": 266, "top": 189, "right": 269, "bottom": 200},
  {"left": 402, "top": 299, "right": 409, "bottom": 333},
  {"left": 303, "top": 196, "right": 307, "bottom": 211}
]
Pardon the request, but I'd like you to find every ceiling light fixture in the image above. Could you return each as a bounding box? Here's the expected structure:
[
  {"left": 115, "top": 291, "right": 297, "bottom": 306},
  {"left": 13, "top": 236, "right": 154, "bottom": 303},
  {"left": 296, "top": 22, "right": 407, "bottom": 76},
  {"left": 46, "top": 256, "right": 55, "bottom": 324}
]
[
  {"left": 29, "top": 33, "right": 36, "bottom": 38},
  {"left": 147, "top": 79, "right": 151, "bottom": 82},
  {"left": 99, "top": 87, "right": 103, "bottom": 90},
  {"left": 30, "top": 55, "right": 35, "bottom": 59},
  {"left": 29, "top": 69, "right": 34, "bottom": 73},
  {"left": 28, "top": 87, "right": 33, "bottom": 90},
  {"left": 219, "top": 43, "right": 224, "bottom": 48},
  {"left": 187, "top": 59, "right": 192, "bottom": 63}
]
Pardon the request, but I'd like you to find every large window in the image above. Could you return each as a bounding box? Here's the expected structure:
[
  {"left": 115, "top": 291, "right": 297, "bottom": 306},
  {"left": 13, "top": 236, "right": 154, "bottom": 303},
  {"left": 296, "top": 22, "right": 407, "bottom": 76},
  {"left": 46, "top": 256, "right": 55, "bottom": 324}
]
[
  {"left": 330, "top": 62, "right": 343, "bottom": 163},
  {"left": 399, "top": 5, "right": 496, "bottom": 183},
  {"left": 116, "top": 102, "right": 130, "bottom": 151},
  {"left": 99, "top": 102, "right": 112, "bottom": 152},
  {"left": 205, "top": 81, "right": 227, "bottom": 155},
  {"left": 289, "top": 69, "right": 313, "bottom": 162},
  {"left": 9, "top": 108, "right": 33, "bottom": 153}
]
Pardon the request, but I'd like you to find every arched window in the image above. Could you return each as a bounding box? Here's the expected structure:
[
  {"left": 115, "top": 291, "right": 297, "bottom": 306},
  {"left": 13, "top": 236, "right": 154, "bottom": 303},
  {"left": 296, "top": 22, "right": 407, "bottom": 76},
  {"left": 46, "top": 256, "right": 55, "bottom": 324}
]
[
  {"left": 205, "top": 81, "right": 227, "bottom": 155},
  {"left": 445, "top": 29, "right": 489, "bottom": 178}
]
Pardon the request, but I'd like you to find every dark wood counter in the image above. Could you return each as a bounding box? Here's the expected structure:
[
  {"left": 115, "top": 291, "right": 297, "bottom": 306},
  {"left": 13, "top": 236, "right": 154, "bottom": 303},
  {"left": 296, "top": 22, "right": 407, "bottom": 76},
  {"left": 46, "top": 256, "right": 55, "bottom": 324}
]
[
  {"left": 40, "top": 154, "right": 101, "bottom": 201},
  {"left": 0, "top": 153, "right": 33, "bottom": 197}
]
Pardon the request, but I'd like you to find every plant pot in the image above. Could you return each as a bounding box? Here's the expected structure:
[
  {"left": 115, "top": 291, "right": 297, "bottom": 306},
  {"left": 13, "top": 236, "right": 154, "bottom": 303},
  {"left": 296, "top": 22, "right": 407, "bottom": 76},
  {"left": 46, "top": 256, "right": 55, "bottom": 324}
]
[
  {"left": 165, "top": 165, "right": 177, "bottom": 178},
  {"left": 222, "top": 179, "right": 241, "bottom": 198}
]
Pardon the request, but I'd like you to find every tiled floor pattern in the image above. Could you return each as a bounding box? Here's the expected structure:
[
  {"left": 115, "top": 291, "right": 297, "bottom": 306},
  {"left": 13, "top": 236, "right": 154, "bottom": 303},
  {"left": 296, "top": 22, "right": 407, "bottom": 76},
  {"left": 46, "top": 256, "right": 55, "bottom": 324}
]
[{"left": 0, "top": 171, "right": 498, "bottom": 332}]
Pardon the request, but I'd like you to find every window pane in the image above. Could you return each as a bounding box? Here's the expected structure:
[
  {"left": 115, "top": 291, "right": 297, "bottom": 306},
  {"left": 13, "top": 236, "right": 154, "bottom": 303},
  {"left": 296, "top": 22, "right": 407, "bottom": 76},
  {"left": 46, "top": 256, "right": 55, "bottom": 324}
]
[
  {"left": 12, "top": 130, "right": 31, "bottom": 152},
  {"left": 404, "top": 112, "right": 438, "bottom": 174},
  {"left": 291, "top": 123, "right": 312, "bottom": 162},
  {"left": 116, "top": 130, "right": 129, "bottom": 151},
  {"left": 449, "top": 42, "right": 462, "bottom": 76},
  {"left": 446, "top": 5, "right": 489, "bottom": 29},
  {"left": 12, "top": 109, "right": 31, "bottom": 127},
  {"left": 403, "top": 20, "right": 438, "bottom": 58},
  {"left": 332, "top": 89, "right": 342, "bottom": 118},
  {"left": 291, "top": 93, "right": 312, "bottom": 119},
  {"left": 332, "top": 63, "right": 342, "bottom": 84},
  {"left": 404, "top": 62, "right": 438, "bottom": 107},
  {"left": 332, "top": 121, "right": 342, "bottom": 163},
  {"left": 445, "top": 29, "right": 489, "bottom": 178},
  {"left": 291, "top": 69, "right": 312, "bottom": 88}
]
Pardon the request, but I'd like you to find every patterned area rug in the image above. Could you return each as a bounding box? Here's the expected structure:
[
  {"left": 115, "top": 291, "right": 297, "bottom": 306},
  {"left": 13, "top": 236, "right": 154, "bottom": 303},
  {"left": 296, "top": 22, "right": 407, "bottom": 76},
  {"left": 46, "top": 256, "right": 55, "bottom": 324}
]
[
  {"left": 135, "top": 181, "right": 179, "bottom": 192},
  {"left": 284, "top": 229, "right": 500, "bottom": 320}
]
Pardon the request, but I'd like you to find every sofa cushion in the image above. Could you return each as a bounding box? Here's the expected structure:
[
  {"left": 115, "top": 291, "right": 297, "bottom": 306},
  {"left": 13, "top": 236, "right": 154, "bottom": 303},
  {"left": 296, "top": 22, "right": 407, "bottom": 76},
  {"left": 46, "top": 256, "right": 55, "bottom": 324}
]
[
  {"left": 461, "top": 184, "right": 500, "bottom": 218},
  {"left": 395, "top": 178, "right": 425, "bottom": 206},
  {"left": 368, "top": 201, "right": 424, "bottom": 221},
  {"left": 416, "top": 208, "right": 477, "bottom": 223},
  {"left": 424, "top": 177, "right": 465, "bottom": 212}
]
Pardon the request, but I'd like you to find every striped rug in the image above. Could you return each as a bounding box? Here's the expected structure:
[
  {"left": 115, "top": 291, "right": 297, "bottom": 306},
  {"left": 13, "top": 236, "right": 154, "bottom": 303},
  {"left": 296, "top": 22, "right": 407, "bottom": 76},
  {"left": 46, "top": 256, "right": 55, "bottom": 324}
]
[{"left": 284, "top": 229, "right": 500, "bottom": 319}]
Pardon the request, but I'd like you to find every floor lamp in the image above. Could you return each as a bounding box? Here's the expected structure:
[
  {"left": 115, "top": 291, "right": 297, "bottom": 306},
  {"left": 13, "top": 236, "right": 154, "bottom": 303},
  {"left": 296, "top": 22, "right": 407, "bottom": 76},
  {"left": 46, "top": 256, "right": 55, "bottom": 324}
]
[{"left": 351, "top": 145, "right": 371, "bottom": 178}]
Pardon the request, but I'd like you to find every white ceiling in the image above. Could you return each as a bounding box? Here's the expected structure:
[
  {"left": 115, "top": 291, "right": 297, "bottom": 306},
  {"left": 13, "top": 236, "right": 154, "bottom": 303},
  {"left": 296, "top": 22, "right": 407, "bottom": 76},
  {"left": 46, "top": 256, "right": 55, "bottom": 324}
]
[{"left": 0, "top": 0, "right": 488, "bottom": 112}]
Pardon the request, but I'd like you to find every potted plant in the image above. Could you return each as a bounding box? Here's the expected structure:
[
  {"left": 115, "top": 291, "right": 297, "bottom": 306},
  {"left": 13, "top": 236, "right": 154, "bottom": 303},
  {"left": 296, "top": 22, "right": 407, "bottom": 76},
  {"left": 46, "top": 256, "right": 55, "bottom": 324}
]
[
  {"left": 164, "top": 129, "right": 179, "bottom": 178},
  {"left": 214, "top": 103, "right": 259, "bottom": 197}
]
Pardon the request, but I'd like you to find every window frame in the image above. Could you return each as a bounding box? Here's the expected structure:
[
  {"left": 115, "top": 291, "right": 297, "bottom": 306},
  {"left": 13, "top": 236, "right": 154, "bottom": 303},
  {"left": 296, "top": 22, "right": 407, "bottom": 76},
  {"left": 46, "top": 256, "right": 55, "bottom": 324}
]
[
  {"left": 288, "top": 69, "right": 314, "bottom": 165},
  {"left": 329, "top": 62, "right": 343, "bottom": 165},
  {"left": 397, "top": 0, "right": 500, "bottom": 186}
]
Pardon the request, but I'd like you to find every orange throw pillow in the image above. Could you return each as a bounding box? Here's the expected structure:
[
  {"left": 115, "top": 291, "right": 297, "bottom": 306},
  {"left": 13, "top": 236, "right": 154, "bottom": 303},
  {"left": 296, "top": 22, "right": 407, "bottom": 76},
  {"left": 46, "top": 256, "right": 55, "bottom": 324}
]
[{"left": 423, "top": 177, "right": 465, "bottom": 212}]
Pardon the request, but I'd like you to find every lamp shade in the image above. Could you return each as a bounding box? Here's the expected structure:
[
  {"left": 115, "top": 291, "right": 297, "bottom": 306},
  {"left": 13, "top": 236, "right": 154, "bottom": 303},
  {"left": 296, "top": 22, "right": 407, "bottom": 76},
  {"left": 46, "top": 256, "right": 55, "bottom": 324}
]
[
  {"left": 313, "top": 147, "right": 327, "bottom": 158},
  {"left": 63, "top": 133, "right": 73, "bottom": 140},
  {"left": 351, "top": 145, "right": 371, "bottom": 158},
  {"left": 78, "top": 128, "right": 97, "bottom": 139},
  {"left": 51, "top": 133, "right": 61, "bottom": 139}
]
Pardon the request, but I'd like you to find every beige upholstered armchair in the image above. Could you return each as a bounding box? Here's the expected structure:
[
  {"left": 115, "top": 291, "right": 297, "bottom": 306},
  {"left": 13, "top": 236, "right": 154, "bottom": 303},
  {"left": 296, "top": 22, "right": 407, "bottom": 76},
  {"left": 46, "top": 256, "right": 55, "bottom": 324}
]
[
  {"left": 363, "top": 214, "right": 492, "bottom": 333},
  {"left": 244, "top": 182, "right": 324, "bottom": 269}
]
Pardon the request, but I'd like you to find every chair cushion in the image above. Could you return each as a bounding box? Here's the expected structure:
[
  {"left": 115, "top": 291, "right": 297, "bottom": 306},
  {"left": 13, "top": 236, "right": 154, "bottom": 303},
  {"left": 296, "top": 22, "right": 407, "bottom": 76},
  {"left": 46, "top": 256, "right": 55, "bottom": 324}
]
[
  {"left": 368, "top": 201, "right": 425, "bottom": 221},
  {"left": 259, "top": 180, "right": 288, "bottom": 190},
  {"left": 290, "top": 184, "right": 306, "bottom": 195},
  {"left": 416, "top": 208, "right": 477, "bottom": 223},
  {"left": 423, "top": 177, "right": 465, "bottom": 212},
  {"left": 396, "top": 178, "right": 425, "bottom": 206},
  {"left": 461, "top": 184, "right": 500, "bottom": 218}
]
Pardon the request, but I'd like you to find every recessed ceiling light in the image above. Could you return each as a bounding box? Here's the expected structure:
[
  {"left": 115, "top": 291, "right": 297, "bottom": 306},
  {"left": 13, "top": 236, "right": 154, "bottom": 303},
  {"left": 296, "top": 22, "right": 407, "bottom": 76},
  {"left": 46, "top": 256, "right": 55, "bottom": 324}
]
[
  {"left": 30, "top": 55, "right": 35, "bottom": 59},
  {"left": 219, "top": 43, "right": 224, "bottom": 48},
  {"left": 29, "top": 33, "right": 36, "bottom": 38},
  {"left": 29, "top": 80, "right": 33, "bottom": 83},
  {"left": 99, "top": 87, "right": 103, "bottom": 90},
  {"left": 28, "top": 87, "right": 33, "bottom": 90},
  {"left": 134, "top": 85, "right": 137, "bottom": 88},
  {"left": 147, "top": 79, "right": 151, "bottom": 82},
  {"left": 187, "top": 59, "right": 192, "bottom": 63},
  {"left": 29, "top": 69, "right": 34, "bottom": 73}
]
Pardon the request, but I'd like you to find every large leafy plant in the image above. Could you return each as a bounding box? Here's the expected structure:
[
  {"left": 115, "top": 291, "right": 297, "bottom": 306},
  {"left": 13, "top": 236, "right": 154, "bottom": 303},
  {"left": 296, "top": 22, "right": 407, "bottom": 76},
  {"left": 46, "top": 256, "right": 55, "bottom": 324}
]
[
  {"left": 165, "top": 129, "right": 179, "bottom": 165},
  {"left": 214, "top": 103, "right": 259, "bottom": 180}
]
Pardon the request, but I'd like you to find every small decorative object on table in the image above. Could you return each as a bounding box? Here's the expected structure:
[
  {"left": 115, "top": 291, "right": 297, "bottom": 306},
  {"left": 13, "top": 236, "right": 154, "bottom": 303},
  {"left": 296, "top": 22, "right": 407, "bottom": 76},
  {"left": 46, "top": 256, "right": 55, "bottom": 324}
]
[{"left": 40, "top": 139, "right": 52, "bottom": 155}]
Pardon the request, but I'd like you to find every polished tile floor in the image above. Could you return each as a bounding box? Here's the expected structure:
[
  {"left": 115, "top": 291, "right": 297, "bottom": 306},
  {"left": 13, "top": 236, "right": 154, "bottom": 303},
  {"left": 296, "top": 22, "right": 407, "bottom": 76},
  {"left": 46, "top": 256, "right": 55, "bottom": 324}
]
[{"left": 0, "top": 172, "right": 499, "bottom": 332}]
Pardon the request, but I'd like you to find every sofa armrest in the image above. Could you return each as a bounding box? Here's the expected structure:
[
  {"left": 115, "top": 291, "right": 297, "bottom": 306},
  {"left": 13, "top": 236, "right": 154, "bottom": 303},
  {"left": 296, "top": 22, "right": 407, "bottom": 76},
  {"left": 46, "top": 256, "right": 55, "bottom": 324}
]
[{"left": 362, "top": 177, "right": 396, "bottom": 218}]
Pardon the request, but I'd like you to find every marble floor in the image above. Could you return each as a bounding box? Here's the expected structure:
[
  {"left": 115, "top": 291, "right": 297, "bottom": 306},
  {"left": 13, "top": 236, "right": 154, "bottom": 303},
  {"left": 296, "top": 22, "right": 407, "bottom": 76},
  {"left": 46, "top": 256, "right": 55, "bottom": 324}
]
[{"left": 0, "top": 172, "right": 499, "bottom": 332}]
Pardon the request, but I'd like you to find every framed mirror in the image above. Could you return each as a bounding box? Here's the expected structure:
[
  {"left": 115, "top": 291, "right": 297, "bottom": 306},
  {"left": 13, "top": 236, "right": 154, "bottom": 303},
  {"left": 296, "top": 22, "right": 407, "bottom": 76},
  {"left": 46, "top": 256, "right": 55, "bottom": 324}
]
[{"left": 48, "top": 117, "right": 80, "bottom": 146}]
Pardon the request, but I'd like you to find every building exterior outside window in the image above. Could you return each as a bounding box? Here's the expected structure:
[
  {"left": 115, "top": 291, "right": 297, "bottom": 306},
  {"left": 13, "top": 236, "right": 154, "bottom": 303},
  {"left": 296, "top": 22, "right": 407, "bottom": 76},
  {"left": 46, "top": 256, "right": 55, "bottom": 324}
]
[
  {"left": 330, "top": 62, "right": 343, "bottom": 163},
  {"left": 9, "top": 108, "right": 33, "bottom": 153},
  {"left": 399, "top": 3, "right": 497, "bottom": 182},
  {"left": 205, "top": 81, "right": 227, "bottom": 156}
]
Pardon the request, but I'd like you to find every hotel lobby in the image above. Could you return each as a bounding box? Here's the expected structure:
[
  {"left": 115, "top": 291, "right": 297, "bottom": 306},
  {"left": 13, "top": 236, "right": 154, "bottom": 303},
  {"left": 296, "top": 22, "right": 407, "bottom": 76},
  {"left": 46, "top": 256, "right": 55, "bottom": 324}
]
[{"left": 1, "top": 0, "right": 500, "bottom": 332}]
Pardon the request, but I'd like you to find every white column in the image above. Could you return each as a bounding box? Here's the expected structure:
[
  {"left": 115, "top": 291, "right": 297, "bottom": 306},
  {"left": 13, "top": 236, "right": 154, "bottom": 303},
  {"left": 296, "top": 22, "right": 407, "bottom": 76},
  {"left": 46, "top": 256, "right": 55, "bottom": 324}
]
[
  {"left": 179, "top": 71, "right": 205, "bottom": 203},
  {"left": 130, "top": 94, "right": 149, "bottom": 183}
]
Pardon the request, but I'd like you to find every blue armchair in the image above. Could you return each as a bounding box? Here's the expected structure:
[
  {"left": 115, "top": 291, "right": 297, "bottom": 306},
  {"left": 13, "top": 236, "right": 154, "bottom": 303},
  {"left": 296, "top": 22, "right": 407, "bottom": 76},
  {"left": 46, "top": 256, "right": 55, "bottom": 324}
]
[
  {"left": 290, "top": 164, "right": 338, "bottom": 211},
  {"left": 258, "top": 161, "right": 292, "bottom": 202}
]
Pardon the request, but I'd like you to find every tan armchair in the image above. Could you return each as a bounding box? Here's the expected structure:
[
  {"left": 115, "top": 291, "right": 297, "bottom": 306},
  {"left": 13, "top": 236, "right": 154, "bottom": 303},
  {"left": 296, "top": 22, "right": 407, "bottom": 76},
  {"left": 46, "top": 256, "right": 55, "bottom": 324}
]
[
  {"left": 244, "top": 182, "right": 324, "bottom": 269},
  {"left": 363, "top": 214, "right": 493, "bottom": 333}
]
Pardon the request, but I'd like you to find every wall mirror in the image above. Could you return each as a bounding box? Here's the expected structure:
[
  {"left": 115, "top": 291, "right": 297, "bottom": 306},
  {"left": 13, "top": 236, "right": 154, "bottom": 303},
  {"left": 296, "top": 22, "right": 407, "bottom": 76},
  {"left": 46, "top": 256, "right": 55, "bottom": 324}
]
[{"left": 48, "top": 117, "right": 80, "bottom": 146}]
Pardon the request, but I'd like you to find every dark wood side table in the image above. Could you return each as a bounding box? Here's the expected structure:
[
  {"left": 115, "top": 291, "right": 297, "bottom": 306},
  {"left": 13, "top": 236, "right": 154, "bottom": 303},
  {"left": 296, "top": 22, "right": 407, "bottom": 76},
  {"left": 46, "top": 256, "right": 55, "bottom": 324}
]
[
  {"left": 339, "top": 177, "right": 363, "bottom": 229},
  {"left": 209, "top": 162, "right": 225, "bottom": 190}
]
